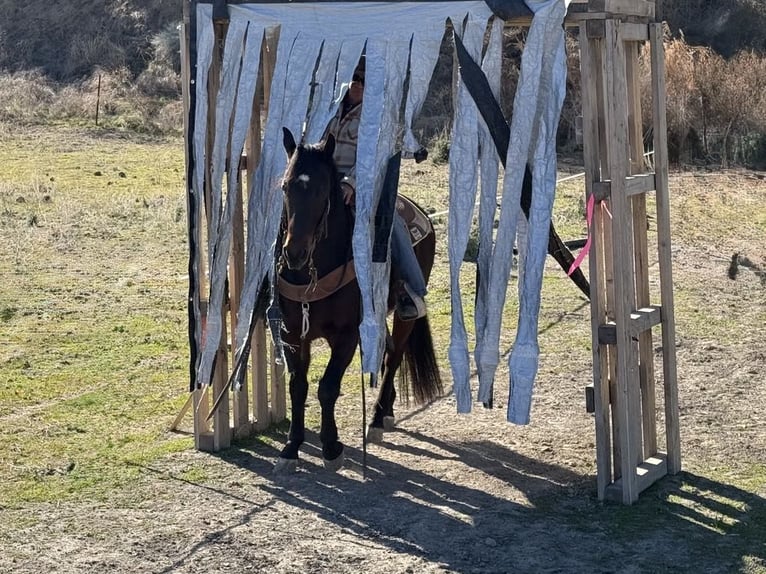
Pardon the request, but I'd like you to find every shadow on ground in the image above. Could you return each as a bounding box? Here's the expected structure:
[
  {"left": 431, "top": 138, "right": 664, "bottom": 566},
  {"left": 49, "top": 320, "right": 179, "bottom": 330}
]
[{"left": 143, "top": 426, "right": 765, "bottom": 574}]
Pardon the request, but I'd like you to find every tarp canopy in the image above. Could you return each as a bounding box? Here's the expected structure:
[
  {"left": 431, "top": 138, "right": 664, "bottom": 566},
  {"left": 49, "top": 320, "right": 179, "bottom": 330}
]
[{"left": 189, "top": 0, "right": 570, "bottom": 424}]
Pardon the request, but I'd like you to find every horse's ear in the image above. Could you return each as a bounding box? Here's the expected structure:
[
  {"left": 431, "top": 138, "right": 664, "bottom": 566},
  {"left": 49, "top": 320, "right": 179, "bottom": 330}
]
[
  {"left": 283, "top": 127, "right": 297, "bottom": 158},
  {"left": 322, "top": 133, "right": 336, "bottom": 159}
]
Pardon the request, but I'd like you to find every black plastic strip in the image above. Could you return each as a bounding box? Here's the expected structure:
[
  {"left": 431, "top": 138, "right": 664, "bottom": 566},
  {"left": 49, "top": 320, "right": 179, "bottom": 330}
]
[
  {"left": 186, "top": 0, "right": 201, "bottom": 391},
  {"left": 373, "top": 153, "right": 401, "bottom": 263}
]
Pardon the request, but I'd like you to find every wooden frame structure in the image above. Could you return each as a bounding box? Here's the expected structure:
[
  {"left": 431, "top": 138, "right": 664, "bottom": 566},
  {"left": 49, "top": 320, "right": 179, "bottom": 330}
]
[
  {"left": 578, "top": 2, "right": 682, "bottom": 503},
  {"left": 178, "top": 0, "right": 680, "bottom": 504}
]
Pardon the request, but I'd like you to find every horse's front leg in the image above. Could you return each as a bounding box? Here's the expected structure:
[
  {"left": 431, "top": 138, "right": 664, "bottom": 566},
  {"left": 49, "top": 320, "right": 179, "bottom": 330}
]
[
  {"left": 275, "top": 341, "right": 310, "bottom": 473},
  {"left": 318, "top": 333, "right": 357, "bottom": 471}
]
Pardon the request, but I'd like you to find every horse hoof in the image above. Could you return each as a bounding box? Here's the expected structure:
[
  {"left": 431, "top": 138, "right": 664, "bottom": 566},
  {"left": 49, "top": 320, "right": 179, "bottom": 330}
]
[
  {"left": 323, "top": 450, "right": 345, "bottom": 472},
  {"left": 367, "top": 425, "right": 384, "bottom": 444},
  {"left": 383, "top": 416, "right": 396, "bottom": 431},
  {"left": 274, "top": 457, "right": 298, "bottom": 474}
]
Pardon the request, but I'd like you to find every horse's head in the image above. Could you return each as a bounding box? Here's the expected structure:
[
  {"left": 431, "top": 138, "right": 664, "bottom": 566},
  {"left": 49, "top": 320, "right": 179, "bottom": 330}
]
[{"left": 280, "top": 127, "right": 338, "bottom": 270}]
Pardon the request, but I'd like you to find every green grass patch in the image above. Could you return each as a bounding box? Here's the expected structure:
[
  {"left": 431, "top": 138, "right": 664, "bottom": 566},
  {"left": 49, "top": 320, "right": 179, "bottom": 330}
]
[{"left": 0, "top": 124, "right": 193, "bottom": 506}]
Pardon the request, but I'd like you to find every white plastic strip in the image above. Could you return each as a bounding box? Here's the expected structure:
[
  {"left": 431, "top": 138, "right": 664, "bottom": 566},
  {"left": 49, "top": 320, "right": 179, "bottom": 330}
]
[
  {"left": 197, "top": 18, "right": 248, "bottom": 388},
  {"left": 507, "top": 0, "right": 569, "bottom": 424},
  {"left": 402, "top": 31, "right": 444, "bottom": 153},
  {"left": 474, "top": 16, "right": 504, "bottom": 405},
  {"left": 353, "top": 36, "right": 410, "bottom": 372},
  {"left": 233, "top": 25, "right": 302, "bottom": 354},
  {"left": 223, "top": 23, "right": 264, "bottom": 373},
  {"left": 448, "top": 14, "right": 485, "bottom": 413},
  {"left": 191, "top": 4, "right": 215, "bottom": 384}
]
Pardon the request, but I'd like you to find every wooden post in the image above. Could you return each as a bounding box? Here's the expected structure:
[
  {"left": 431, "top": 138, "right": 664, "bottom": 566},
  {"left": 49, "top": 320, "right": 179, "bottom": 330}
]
[
  {"left": 260, "top": 26, "right": 287, "bottom": 424},
  {"left": 247, "top": 32, "right": 271, "bottom": 432},
  {"left": 230, "top": 170, "right": 248, "bottom": 438},
  {"left": 626, "top": 41, "right": 658, "bottom": 459},
  {"left": 253, "top": 322, "right": 270, "bottom": 430},
  {"left": 208, "top": 16, "right": 232, "bottom": 451},
  {"left": 579, "top": 22, "right": 612, "bottom": 497},
  {"left": 650, "top": 23, "right": 681, "bottom": 474}
]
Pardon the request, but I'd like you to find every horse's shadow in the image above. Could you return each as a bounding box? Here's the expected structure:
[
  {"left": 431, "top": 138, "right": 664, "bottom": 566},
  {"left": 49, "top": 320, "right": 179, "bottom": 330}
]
[{"left": 153, "top": 425, "right": 766, "bottom": 574}]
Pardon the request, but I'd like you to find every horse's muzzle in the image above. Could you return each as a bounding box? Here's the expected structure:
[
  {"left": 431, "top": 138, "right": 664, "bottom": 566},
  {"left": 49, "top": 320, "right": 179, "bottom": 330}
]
[{"left": 282, "top": 241, "right": 310, "bottom": 270}]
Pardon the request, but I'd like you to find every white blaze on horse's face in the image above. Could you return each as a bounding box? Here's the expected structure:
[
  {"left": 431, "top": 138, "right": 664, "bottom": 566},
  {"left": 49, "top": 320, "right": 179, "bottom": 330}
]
[{"left": 298, "top": 174, "right": 310, "bottom": 184}]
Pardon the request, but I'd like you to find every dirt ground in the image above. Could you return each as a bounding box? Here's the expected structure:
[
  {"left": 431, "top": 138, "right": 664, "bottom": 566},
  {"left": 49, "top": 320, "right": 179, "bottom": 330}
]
[{"left": 2, "top": 171, "right": 765, "bottom": 574}]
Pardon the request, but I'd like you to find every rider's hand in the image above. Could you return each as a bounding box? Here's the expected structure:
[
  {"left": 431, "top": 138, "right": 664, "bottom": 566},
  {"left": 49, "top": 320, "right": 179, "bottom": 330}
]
[{"left": 341, "top": 182, "right": 355, "bottom": 206}]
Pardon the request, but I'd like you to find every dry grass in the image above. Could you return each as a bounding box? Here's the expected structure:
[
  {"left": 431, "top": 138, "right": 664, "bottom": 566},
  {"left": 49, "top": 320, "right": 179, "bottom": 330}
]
[
  {"left": 0, "top": 68, "right": 182, "bottom": 135},
  {"left": 649, "top": 33, "right": 766, "bottom": 166}
]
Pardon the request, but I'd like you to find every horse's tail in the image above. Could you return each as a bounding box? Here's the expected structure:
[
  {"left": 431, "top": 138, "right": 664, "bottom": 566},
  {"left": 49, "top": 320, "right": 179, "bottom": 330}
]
[{"left": 403, "top": 315, "right": 443, "bottom": 405}]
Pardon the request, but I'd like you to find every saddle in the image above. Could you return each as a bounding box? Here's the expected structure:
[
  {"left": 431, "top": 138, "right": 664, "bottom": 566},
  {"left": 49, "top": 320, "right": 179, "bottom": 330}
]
[{"left": 396, "top": 194, "right": 432, "bottom": 247}]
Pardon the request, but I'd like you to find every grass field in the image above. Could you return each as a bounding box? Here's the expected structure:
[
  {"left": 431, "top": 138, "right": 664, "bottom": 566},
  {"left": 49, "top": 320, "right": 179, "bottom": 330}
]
[
  {"left": 1, "top": 123, "right": 765, "bottom": 573},
  {"left": 0, "top": 125, "right": 191, "bottom": 504}
]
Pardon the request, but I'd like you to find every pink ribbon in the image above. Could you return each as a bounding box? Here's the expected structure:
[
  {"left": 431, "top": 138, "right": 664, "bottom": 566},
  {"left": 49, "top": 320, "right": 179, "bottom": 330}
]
[{"left": 567, "top": 193, "right": 596, "bottom": 276}]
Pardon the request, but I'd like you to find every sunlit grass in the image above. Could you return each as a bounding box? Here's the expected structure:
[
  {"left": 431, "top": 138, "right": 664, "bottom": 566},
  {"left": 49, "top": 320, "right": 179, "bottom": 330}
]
[{"left": 0, "top": 124, "right": 191, "bottom": 506}]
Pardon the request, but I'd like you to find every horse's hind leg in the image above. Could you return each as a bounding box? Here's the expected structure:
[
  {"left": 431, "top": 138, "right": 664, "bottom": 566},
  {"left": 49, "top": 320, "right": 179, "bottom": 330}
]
[
  {"left": 275, "top": 342, "right": 310, "bottom": 473},
  {"left": 367, "top": 318, "right": 413, "bottom": 443},
  {"left": 367, "top": 369, "right": 396, "bottom": 443},
  {"left": 318, "top": 334, "right": 357, "bottom": 470}
]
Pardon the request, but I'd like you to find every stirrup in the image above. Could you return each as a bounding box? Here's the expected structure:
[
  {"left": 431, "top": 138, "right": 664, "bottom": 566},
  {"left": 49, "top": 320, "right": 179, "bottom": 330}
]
[{"left": 397, "top": 282, "right": 426, "bottom": 321}]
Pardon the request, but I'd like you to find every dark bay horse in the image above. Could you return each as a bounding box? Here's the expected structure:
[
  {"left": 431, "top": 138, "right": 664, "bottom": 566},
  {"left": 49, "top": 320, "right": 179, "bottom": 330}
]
[{"left": 274, "top": 127, "right": 442, "bottom": 472}]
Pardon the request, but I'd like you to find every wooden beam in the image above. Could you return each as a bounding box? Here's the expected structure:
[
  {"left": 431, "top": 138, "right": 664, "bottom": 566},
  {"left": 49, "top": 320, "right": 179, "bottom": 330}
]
[
  {"left": 651, "top": 23, "right": 682, "bottom": 475},
  {"left": 605, "top": 19, "right": 641, "bottom": 504},
  {"left": 588, "top": 21, "right": 649, "bottom": 41},
  {"left": 603, "top": 0, "right": 654, "bottom": 19},
  {"left": 209, "top": 18, "right": 232, "bottom": 452},
  {"left": 579, "top": 22, "right": 613, "bottom": 499},
  {"left": 253, "top": 321, "right": 270, "bottom": 430},
  {"left": 626, "top": 40, "right": 658, "bottom": 459},
  {"left": 230, "top": 172, "right": 248, "bottom": 436},
  {"left": 598, "top": 305, "right": 662, "bottom": 345},
  {"left": 270, "top": 342, "right": 287, "bottom": 422},
  {"left": 248, "top": 36, "right": 270, "bottom": 433},
  {"left": 589, "top": 0, "right": 654, "bottom": 19},
  {"left": 171, "top": 393, "right": 193, "bottom": 431}
]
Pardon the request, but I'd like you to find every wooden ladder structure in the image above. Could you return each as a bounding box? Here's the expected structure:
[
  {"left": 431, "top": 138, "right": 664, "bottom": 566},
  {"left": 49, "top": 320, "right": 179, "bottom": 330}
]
[
  {"left": 174, "top": 4, "right": 288, "bottom": 452},
  {"left": 578, "top": 1, "right": 681, "bottom": 503}
]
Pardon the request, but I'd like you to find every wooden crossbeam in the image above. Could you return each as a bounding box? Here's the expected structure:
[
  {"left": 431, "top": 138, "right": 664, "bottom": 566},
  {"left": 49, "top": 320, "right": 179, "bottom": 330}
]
[
  {"left": 604, "top": 454, "right": 668, "bottom": 502},
  {"left": 592, "top": 172, "right": 657, "bottom": 200},
  {"left": 597, "top": 305, "right": 663, "bottom": 345}
]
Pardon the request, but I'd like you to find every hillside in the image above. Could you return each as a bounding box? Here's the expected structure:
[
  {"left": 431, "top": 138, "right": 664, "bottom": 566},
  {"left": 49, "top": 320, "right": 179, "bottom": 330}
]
[
  {"left": 0, "top": 0, "right": 180, "bottom": 80},
  {"left": 664, "top": 0, "right": 766, "bottom": 57}
]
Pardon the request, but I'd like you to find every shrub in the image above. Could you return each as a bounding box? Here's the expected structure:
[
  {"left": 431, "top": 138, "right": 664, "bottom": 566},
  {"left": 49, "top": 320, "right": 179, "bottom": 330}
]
[
  {"left": 0, "top": 70, "right": 55, "bottom": 121},
  {"left": 430, "top": 130, "right": 451, "bottom": 166},
  {"left": 656, "top": 32, "right": 766, "bottom": 166},
  {"left": 0, "top": 67, "right": 182, "bottom": 135}
]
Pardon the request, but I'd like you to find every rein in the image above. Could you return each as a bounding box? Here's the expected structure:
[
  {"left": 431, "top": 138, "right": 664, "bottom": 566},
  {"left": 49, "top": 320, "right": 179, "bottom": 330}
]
[{"left": 304, "top": 196, "right": 331, "bottom": 288}]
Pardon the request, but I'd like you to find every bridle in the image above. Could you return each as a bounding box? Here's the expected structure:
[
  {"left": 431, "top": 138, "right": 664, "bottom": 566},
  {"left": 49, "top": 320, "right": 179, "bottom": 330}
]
[{"left": 279, "top": 182, "right": 332, "bottom": 294}]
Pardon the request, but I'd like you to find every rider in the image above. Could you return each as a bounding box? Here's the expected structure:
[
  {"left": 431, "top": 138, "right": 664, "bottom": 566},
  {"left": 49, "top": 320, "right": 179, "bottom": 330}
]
[{"left": 323, "top": 56, "right": 427, "bottom": 321}]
